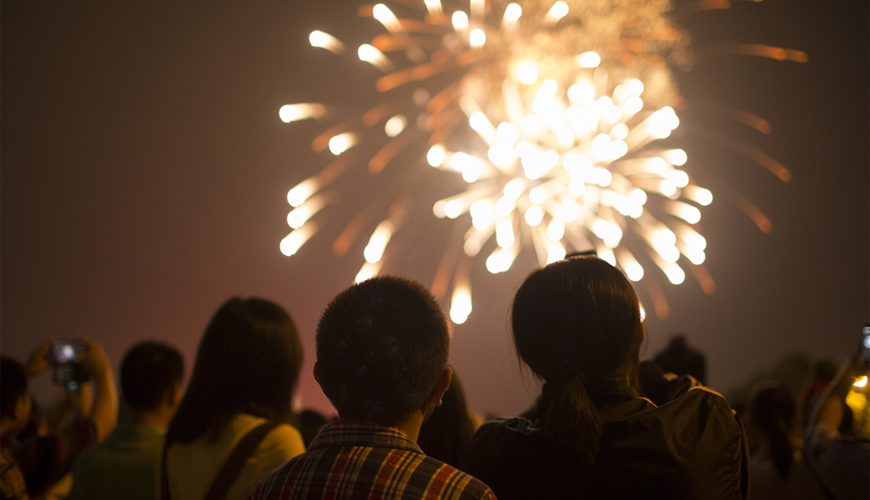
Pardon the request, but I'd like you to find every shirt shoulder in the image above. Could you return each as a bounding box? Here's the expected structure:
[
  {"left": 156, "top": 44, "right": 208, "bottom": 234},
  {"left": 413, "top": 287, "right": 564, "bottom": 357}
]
[
  {"left": 248, "top": 448, "right": 495, "bottom": 500},
  {"left": 417, "top": 454, "right": 495, "bottom": 499}
]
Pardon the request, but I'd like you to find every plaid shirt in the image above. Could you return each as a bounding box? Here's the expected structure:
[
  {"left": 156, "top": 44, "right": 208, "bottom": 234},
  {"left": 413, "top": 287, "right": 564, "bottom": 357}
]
[{"left": 248, "top": 420, "right": 496, "bottom": 500}]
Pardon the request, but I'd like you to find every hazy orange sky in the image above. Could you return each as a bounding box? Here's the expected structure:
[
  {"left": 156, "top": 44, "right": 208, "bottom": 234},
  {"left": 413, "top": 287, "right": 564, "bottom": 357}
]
[{"left": 2, "top": 0, "right": 867, "bottom": 416}]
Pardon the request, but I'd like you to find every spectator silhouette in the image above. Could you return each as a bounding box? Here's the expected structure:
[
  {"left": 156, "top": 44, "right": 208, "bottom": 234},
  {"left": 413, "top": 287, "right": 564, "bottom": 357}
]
[
  {"left": 248, "top": 276, "right": 495, "bottom": 500},
  {"left": 746, "top": 383, "right": 826, "bottom": 500},
  {"left": 803, "top": 346, "right": 870, "bottom": 500},
  {"left": 163, "top": 298, "right": 305, "bottom": 500},
  {"left": 465, "top": 255, "right": 749, "bottom": 500},
  {"left": 800, "top": 360, "right": 839, "bottom": 428},
  {"left": 294, "top": 409, "right": 329, "bottom": 449},
  {"left": 653, "top": 334, "right": 707, "bottom": 384},
  {"left": 1, "top": 339, "right": 118, "bottom": 499},
  {"left": 71, "top": 341, "right": 184, "bottom": 500},
  {"left": 417, "top": 371, "right": 476, "bottom": 471}
]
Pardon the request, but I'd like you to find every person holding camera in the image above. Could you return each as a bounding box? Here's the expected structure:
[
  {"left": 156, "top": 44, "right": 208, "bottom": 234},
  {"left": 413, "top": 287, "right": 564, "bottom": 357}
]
[
  {"left": 1, "top": 339, "right": 118, "bottom": 500},
  {"left": 803, "top": 343, "right": 870, "bottom": 500}
]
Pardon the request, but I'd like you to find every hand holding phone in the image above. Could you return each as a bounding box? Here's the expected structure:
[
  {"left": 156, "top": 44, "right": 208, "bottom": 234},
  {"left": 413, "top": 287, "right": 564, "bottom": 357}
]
[
  {"left": 77, "top": 339, "right": 111, "bottom": 381},
  {"left": 50, "top": 339, "right": 88, "bottom": 393},
  {"left": 24, "top": 340, "right": 54, "bottom": 377}
]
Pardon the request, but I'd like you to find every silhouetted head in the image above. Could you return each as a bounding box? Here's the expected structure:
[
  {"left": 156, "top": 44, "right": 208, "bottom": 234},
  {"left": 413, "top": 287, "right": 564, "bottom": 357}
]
[
  {"left": 749, "top": 384, "right": 796, "bottom": 435},
  {"left": 653, "top": 333, "right": 707, "bottom": 384},
  {"left": 167, "top": 297, "right": 303, "bottom": 443},
  {"left": 512, "top": 255, "right": 644, "bottom": 386},
  {"left": 668, "top": 335, "right": 688, "bottom": 350},
  {"left": 748, "top": 383, "right": 797, "bottom": 478},
  {"left": 316, "top": 276, "right": 449, "bottom": 426},
  {"left": 121, "top": 341, "right": 184, "bottom": 412}
]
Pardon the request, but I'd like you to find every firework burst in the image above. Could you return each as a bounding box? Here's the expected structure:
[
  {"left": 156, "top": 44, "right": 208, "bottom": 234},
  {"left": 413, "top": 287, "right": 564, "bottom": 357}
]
[{"left": 279, "top": 0, "right": 805, "bottom": 322}]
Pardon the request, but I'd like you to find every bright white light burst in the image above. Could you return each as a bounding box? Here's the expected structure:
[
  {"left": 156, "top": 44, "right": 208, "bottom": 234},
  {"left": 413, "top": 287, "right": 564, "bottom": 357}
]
[{"left": 279, "top": 0, "right": 804, "bottom": 322}]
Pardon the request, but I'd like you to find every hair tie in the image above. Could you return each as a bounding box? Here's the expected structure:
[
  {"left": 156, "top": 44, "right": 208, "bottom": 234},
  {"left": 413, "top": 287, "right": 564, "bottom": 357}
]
[{"left": 570, "top": 372, "right": 586, "bottom": 384}]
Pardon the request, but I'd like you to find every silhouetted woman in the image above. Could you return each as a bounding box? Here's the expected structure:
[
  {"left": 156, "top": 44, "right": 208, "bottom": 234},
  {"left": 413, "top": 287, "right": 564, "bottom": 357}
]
[
  {"left": 465, "top": 256, "right": 749, "bottom": 500},
  {"left": 747, "top": 384, "right": 826, "bottom": 500},
  {"left": 164, "top": 298, "right": 305, "bottom": 500}
]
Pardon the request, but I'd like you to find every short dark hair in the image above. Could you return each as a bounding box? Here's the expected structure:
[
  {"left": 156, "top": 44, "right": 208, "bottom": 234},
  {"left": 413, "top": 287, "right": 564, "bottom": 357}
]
[
  {"left": 1, "top": 357, "right": 28, "bottom": 420},
  {"left": 121, "top": 341, "right": 184, "bottom": 412},
  {"left": 316, "top": 276, "right": 450, "bottom": 425},
  {"left": 166, "top": 297, "right": 304, "bottom": 444}
]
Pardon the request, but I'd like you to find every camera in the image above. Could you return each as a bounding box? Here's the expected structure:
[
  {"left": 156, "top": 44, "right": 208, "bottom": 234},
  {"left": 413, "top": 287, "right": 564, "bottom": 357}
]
[{"left": 50, "top": 339, "right": 88, "bottom": 393}]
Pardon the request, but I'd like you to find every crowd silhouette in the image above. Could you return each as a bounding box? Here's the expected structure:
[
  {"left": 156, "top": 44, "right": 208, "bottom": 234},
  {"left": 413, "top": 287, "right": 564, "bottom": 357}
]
[{"left": 1, "top": 255, "right": 867, "bottom": 500}]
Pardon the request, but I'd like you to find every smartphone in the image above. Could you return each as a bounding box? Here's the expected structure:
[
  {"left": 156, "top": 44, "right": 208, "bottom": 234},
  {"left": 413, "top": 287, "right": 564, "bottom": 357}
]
[
  {"left": 863, "top": 325, "right": 870, "bottom": 362},
  {"left": 50, "top": 339, "right": 87, "bottom": 392},
  {"left": 50, "top": 339, "right": 85, "bottom": 364}
]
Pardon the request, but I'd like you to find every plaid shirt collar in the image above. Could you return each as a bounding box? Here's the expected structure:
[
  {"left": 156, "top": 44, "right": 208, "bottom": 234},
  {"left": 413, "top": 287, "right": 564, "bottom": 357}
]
[{"left": 307, "top": 420, "right": 423, "bottom": 455}]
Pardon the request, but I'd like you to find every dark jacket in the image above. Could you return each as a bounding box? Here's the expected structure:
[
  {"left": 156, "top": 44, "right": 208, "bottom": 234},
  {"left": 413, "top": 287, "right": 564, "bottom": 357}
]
[{"left": 466, "top": 365, "right": 749, "bottom": 500}]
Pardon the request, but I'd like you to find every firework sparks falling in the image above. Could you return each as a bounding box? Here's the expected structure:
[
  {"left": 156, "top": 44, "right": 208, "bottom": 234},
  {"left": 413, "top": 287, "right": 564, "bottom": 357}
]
[{"left": 279, "top": 0, "right": 805, "bottom": 322}]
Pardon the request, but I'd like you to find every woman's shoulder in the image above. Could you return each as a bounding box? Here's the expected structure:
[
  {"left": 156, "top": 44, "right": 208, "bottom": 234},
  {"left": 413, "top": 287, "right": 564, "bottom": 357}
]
[
  {"left": 657, "top": 386, "right": 740, "bottom": 429},
  {"left": 625, "top": 384, "right": 736, "bottom": 425},
  {"left": 467, "top": 417, "right": 550, "bottom": 473},
  {"left": 605, "top": 387, "right": 742, "bottom": 455},
  {"left": 261, "top": 422, "right": 305, "bottom": 455},
  {"left": 221, "top": 417, "right": 305, "bottom": 500},
  {"left": 229, "top": 414, "right": 305, "bottom": 457},
  {"left": 472, "top": 417, "right": 543, "bottom": 443}
]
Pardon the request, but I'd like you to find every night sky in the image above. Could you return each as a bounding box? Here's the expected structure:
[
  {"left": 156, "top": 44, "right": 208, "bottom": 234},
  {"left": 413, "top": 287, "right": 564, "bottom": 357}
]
[{"left": 2, "top": 0, "right": 868, "bottom": 417}]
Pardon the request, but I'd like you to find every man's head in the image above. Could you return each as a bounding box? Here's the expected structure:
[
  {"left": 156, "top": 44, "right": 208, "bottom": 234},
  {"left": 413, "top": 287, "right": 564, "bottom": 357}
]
[
  {"left": 1, "top": 356, "right": 31, "bottom": 436},
  {"left": 121, "top": 341, "right": 184, "bottom": 420},
  {"left": 315, "top": 276, "right": 450, "bottom": 426}
]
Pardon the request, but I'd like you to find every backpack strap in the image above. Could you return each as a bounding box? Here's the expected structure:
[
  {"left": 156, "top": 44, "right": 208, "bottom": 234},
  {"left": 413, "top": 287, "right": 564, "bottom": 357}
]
[
  {"left": 160, "top": 421, "right": 280, "bottom": 500},
  {"left": 203, "top": 421, "right": 280, "bottom": 500}
]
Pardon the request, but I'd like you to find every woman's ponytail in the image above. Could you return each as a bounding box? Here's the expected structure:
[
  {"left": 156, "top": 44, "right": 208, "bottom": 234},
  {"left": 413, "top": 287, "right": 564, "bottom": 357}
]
[{"left": 542, "top": 375, "right": 603, "bottom": 466}]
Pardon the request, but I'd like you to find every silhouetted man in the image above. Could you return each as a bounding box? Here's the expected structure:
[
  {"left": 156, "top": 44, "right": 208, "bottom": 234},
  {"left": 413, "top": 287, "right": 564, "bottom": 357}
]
[
  {"left": 70, "top": 341, "right": 184, "bottom": 500},
  {"left": 248, "top": 276, "right": 495, "bottom": 500},
  {"left": 653, "top": 335, "right": 707, "bottom": 385}
]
